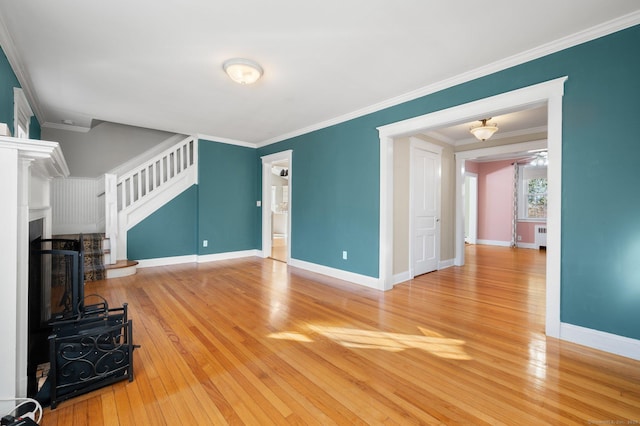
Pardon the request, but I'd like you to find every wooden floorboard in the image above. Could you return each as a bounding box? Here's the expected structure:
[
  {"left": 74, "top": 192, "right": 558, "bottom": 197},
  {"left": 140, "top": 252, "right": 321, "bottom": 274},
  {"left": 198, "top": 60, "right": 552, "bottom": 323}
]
[{"left": 41, "top": 245, "right": 640, "bottom": 425}]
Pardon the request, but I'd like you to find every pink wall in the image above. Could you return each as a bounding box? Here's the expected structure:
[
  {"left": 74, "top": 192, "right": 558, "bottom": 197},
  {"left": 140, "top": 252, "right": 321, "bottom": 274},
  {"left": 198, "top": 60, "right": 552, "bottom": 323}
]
[
  {"left": 476, "top": 160, "right": 513, "bottom": 243},
  {"left": 471, "top": 159, "right": 545, "bottom": 245},
  {"left": 465, "top": 160, "right": 480, "bottom": 174},
  {"left": 516, "top": 221, "right": 546, "bottom": 244}
]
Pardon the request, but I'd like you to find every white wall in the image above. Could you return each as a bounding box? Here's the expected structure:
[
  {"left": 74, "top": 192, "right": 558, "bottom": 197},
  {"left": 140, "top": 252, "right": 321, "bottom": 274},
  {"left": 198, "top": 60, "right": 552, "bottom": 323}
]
[
  {"left": 51, "top": 177, "right": 104, "bottom": 234},
  {"left": 42, "top": 122, "right": 177, "bottom": 177}
]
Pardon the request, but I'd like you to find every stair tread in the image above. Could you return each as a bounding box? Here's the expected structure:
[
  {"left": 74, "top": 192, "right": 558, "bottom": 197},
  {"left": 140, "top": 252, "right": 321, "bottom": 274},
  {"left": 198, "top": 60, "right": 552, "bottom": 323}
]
[{"left": 106, "top": 260, "right": 139, "bottom": 270}]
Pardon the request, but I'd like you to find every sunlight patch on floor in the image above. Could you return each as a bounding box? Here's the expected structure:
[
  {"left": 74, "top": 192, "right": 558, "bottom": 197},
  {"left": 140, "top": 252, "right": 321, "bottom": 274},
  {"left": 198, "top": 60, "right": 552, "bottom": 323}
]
[
  {"left": 269, "top": 324, "right": 472, "bottom": 360},
  {"left": 268, "top": 331, "right": 314, "bottom": 342}
]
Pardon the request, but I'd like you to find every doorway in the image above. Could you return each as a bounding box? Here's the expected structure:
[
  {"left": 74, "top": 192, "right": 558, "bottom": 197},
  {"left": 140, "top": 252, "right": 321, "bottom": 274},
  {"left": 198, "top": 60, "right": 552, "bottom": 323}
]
[
  {"left": 378, "top": 77, "right": 566, "bottom": 338},
  {"left": 261, "top": 150, "right": 292, "bottom": 263},
  {"left": 270, "top": 160, "right": 289, "bottom": 262}
]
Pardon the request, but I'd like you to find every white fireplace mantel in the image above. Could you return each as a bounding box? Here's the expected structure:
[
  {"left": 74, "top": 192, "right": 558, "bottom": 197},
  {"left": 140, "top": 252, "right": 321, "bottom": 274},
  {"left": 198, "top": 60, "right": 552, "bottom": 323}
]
[{"left": 0, "top": 135, "right": 68, "bottom": 408}]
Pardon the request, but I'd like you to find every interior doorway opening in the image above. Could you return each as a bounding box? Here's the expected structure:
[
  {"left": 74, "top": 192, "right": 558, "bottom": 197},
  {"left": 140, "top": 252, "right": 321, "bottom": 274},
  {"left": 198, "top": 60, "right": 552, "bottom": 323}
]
[
  {"left": 261, "top": 150, "right": 293, "bottom": 264},
  {"left": 378, "top": 77, "right": 566, "bottom": 338},
  {"left": 270, "top": 160, "right": 289, "bottom": 262}
]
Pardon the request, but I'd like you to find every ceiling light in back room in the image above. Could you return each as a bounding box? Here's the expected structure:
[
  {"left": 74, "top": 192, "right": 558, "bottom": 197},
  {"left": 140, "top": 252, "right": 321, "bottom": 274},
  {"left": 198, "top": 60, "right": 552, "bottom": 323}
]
[
  {"left": 223, "top": 58, "right": 263, "bottom": 85},
  {"left": 470, "top": 118, "right": 498, "bottom": 141}
]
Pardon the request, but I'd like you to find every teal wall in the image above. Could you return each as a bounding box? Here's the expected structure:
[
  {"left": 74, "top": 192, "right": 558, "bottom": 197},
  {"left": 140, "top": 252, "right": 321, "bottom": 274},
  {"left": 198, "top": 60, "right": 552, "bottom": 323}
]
[
  {"left": 8, "top": 23, "right": 635, "bottom": 340},
  {"left": 127, "top": 185, "right": 198, "bottom": 260},
  {"left": 258, "top": 25, "right": 640, "bottom": 340},
  {"left": 0, "top": 47, "right": 41, "bottom": 139},
  {"left": 126, "top": 139, "right": 258, "bottom": 259},
  {"left": 0, "top": 47, "right": 21, "bottom": 136},
  {"left": 198, "top": 139, "right": 258, "bottom": 254}
]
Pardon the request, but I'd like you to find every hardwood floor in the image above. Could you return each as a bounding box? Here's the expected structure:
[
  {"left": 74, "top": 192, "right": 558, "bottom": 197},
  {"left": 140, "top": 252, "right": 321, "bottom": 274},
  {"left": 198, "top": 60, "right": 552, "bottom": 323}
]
[
  {"left": 271, "top": 236, "right": 287, "bottom": 263},
  {"left": 41, "top": 245, "right": 640, "bottom": 425}
]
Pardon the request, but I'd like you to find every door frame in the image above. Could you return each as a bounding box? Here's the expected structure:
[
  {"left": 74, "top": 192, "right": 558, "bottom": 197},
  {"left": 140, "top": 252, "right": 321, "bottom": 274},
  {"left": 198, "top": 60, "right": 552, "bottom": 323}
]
[
  {"left": 409, "top": 137, "right": 442, "bottom": 277},
  {"left": 261, "top": 150, "right": 292, "bottom": 262},
  {"left": 378, "top": 76, "right": 566, "bottom": 338},
  {"left": 464, "top": 172, "right": 478, "bottom": 244}
]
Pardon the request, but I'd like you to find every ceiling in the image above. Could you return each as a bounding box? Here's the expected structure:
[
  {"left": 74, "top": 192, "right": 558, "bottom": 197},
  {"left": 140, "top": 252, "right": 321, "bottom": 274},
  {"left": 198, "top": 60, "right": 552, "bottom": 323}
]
[{"left": 1, "top": 1, "right": 639, "bottom": 146}]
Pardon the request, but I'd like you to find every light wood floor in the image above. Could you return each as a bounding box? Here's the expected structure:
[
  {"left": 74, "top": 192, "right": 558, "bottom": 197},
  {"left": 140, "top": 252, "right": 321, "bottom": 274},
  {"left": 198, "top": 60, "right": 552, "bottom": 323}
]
[
  {"left": 271, "top": 236, "right": 287, "bottom": 263},
  {"left": 41, "top": 245, "right": 640, "bottom": 425}
]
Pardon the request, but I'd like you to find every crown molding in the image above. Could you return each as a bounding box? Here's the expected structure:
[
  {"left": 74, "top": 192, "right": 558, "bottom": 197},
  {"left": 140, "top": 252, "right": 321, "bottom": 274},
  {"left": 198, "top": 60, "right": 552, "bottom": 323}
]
[
  {"left": 197, "top": 133, "right": 257, "bottom": 149},
  {"left": 0, "top": 14, "right": 46, "bottom": 126},
  {"left": 258, "top": 10, "right": 640, "bottom": 148}
]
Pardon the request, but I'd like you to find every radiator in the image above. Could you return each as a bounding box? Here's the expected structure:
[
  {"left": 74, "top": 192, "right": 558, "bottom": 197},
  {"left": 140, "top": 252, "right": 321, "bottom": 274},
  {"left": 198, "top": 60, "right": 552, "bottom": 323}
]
[{"left": 535, "top": 225, "right": 547, "bottom": 248}]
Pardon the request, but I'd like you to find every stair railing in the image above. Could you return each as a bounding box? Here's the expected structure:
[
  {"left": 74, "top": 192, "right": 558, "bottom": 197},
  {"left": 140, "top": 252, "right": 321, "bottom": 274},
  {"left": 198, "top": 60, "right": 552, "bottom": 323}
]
[{"left": 104, "top": 135, "right": 197, "bottom": 263}]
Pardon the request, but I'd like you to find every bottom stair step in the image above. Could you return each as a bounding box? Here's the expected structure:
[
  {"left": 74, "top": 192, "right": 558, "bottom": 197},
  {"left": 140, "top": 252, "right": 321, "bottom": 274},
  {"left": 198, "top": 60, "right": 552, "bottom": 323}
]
[{"left": 105, "top": 260, "right": 138, "bottom": 279}]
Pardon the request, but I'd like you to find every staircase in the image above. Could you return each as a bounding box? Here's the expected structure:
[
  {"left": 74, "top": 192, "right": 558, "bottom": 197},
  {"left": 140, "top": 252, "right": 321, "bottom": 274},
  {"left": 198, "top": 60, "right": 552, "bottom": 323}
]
[
  {"left": 51, "top": 134, "right": 197, "bottom": 279},
  {"left": 104, "top": 135, "right": 198, "bottom": 265}
]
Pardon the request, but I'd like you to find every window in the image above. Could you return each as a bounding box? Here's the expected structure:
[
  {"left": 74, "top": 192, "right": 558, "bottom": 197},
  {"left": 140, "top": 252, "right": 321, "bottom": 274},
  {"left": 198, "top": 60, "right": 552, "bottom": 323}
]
[
  {"left": 14, "top": 87, "right": 33, "bottom": 139},
  {"left": 518, "top": 165, "right": 547, "bottom": 220}
]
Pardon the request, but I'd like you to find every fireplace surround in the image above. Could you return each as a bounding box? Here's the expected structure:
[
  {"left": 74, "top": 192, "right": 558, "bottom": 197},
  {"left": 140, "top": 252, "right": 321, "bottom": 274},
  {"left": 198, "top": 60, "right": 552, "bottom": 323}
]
[{"left": 0, "top": 136, "right": 69, "bottom": 413}]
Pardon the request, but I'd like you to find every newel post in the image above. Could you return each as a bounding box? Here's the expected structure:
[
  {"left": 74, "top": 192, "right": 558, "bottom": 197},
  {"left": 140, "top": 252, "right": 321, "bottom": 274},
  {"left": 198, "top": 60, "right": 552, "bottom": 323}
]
[{"left": 104, "top": 173, "right": 118, "bottom": 264}]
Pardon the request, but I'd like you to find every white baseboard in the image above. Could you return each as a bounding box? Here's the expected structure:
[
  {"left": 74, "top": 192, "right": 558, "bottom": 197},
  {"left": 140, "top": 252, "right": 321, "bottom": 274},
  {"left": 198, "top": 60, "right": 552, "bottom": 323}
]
[
  {"left": 393, "top": 259, "right": 454, "bottom": 286},
  {"left": 197, "top": 249, "right": 261, "bottom": 263},
  {"left": 136, "top": 254, "right": 198, "bottom": 268},
  {"left": 393, "top": 271, "right": 411, "bottom": 286},
  {"left": 438, "top": 258, "right": 455, "bottom": 269},
  {"left": 136, "top": 250, "right": 263, "bottom": 268},
  {"left": 289, "top": 258, "right": 382, "bottom": 290},
  {"left": 560, "top": 322, "right": 640, "bottom": 361},
  {"left": 516, "top": 242, "right": 538, "bottom": 249},
  {"left": 477, "top": 239, "right": 511, "bottom": 247}
]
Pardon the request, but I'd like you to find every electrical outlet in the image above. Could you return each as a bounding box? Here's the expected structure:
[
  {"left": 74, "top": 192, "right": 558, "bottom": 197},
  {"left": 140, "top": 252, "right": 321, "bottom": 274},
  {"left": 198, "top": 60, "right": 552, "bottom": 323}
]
[
  {"left": 256, "top": 200, "right": 261, "bottom": 207},
  {"left": 203, "top": 240, "right": 208, "bottom": 247},
  {"left": 517, "top": 235, "right": 522, "bottom": 241},
  {"left": 342, "top": 251, "right": 348, "bottom": 260}
]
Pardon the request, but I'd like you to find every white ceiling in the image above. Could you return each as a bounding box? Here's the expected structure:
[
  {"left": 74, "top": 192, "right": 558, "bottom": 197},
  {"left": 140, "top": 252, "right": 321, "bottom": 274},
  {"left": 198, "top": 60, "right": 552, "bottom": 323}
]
[{"left": 1, "top": 1, "right": 639, "bottom": 145}]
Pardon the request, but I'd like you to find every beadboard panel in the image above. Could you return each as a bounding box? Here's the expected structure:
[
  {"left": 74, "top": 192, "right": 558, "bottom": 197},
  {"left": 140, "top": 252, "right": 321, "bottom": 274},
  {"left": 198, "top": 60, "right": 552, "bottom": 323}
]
[{"left": 52, "top": 176, "right": 105, "bottom": 234}]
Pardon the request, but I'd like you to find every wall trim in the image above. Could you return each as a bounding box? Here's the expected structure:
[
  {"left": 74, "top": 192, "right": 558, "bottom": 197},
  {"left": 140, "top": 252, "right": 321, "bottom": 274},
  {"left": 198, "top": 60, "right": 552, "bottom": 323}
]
[
  {"left": 477, "top": 239, "right": 511, "bottom": 247},
  {"left": 560, "top": 323, "right": 640, "bottom": 361},
  {"left": 289, "top": 258, "right": 381, "bottom": 290},
  {"left": 393, "top": 271, "right": 411, "bottom": 286},
  {"left": 438, "top": 258, "right": 455, "bottom": 269},
  {"left": 136, "top": 250, "right": 264, "bottom": 268},
  {"left": 256, "top": 10, "right": 640, "bottom": 148},
  {"left": 136, "top": 255, "right": 198, "bottom": 268},
  {"left": 516, "top": 242, "right": 539, "bottom": 249},
  {"left": 197, "top": 249, "right": 261, "bottom": 264},
  {"left": 198, "top": 134, "right": 257, "bottom": 149}
]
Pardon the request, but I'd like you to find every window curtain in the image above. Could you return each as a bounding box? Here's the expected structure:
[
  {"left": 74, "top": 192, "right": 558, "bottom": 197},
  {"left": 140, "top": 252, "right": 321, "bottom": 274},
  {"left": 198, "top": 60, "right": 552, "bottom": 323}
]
[{"left": 511, "top": 163, "right": 519, "bottom": 248}]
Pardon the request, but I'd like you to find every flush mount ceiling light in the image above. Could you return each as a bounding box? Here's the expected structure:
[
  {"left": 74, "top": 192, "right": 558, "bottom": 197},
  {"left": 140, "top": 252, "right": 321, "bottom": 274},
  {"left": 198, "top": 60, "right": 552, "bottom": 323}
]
[
  {"left": 223, "top": 58, "right": 263, "bottom": 85},
  {"left": 470, "top": 118, "right": 499, "bottom": 141}
]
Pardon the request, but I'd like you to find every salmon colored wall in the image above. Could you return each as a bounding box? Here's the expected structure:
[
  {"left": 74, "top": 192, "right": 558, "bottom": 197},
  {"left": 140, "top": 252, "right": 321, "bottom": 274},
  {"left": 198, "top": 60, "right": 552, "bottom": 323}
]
[
  {"left": 517, "top": 220, "right": 546, "bottom": 244},
  {"left": 471, "top": 159, "right": 545, "bottom": 245},
  {"left": 477, "top": 160, "right": 513, "bottom": 243},
  {"left": 465, "top": 160, "right": 479, "bottom": 174}
]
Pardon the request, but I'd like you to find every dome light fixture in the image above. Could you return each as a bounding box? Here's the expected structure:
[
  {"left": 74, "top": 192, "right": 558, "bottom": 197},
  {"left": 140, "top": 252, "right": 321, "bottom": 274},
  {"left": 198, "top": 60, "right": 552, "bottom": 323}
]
[
  {"left": 223, "top": 58, "right": 263, "bottom": 85},
  {"left": 470, "top": 118, "right": 499, "bottom": 141}
]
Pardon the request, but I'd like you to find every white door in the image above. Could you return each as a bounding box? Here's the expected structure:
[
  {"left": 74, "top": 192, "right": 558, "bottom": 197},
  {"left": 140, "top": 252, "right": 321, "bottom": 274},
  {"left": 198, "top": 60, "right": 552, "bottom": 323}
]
[{"left": 411, "top": 145, "right": 441, "bottom": 277}]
